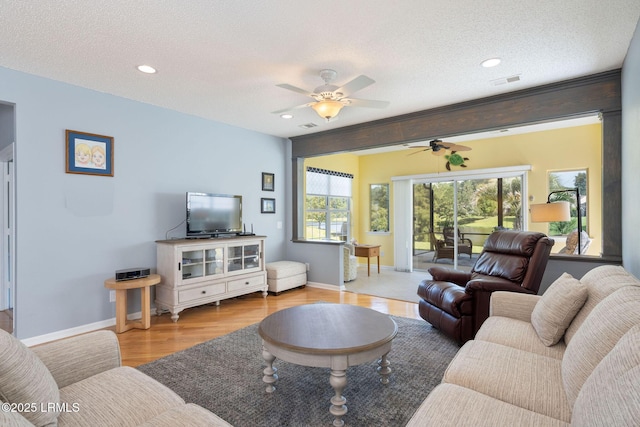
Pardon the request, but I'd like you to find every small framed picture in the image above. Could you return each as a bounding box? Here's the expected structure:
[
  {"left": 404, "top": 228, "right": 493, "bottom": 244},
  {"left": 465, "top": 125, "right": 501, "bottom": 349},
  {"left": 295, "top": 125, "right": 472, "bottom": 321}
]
[
  {"left": 262, "top": 172, "right": 275, "bottom": 191},
  {"left": 65, "top": 130, "right": 114, "bottom": 176},
  {"left": 261, "top": 198, "right": 276, "bottom": 214}
]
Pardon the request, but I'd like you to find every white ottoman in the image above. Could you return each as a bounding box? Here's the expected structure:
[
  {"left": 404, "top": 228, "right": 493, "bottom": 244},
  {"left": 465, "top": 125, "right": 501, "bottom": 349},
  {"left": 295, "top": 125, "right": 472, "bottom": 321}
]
[{"left": 266, "top": 261, "right": 307, "bottom": 294}]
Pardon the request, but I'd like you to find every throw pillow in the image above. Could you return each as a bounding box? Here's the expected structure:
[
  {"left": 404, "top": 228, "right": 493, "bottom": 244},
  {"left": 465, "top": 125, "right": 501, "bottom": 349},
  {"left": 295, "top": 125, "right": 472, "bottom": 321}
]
[
  {"left": 0, "top": 329, "right": 60, "bottom": 426},
  {"left": 531, "top": 272, "right": 588, "bottom": 346}
]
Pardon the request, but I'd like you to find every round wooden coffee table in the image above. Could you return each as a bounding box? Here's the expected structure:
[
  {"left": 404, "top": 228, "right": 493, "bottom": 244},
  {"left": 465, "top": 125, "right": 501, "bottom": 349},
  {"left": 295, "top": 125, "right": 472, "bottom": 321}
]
[{"left": 258, "top": 303, "right": 398, "bottom": 427}]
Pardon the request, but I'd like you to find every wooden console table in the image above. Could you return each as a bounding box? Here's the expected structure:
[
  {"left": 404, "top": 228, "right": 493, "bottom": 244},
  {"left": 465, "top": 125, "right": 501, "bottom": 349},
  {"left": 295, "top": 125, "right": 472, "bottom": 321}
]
[
  {"left": 354, "top": 244, "right": 381, "bottom": 276},
  {"left": 104, "top": 274, "right": 160, "bottom": 333}
]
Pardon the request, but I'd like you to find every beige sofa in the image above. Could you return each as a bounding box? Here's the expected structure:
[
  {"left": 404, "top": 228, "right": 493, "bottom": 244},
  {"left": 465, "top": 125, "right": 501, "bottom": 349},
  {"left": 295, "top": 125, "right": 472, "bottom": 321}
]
[
  {"left": 0, "top": 329, "right": 232, "bottom": 426},
  {"left": 407, "top": 264, "right": 640, "bottom": 426}
]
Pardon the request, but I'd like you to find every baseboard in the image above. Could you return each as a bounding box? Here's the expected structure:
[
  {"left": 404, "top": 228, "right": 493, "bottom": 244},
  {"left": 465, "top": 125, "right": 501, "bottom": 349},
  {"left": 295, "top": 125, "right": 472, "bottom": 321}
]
[
  {"left": 21, "top": 308, "right": 157, "bottom": 347},
  {"left": 305, "top": 281, "right": 345, "bottom": 291}
]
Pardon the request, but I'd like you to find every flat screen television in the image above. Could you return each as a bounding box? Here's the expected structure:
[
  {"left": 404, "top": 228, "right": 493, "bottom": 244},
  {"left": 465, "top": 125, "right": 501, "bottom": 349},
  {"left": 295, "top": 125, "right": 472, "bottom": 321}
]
[{"left": 186, "top": 192, "right": 242, "bottom": 236}]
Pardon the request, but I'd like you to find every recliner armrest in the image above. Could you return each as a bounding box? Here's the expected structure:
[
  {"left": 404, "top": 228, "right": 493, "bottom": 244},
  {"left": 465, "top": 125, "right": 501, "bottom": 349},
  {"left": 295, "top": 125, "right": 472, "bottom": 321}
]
[
  {"left": 31, "top": 330, "right": 121, "bottom": 389},
  {"left": 428, "top": 267, "right": 471, "bottom": 286},
  {"left": 465, "top": 277, "right": 534, "bottom": 294}
]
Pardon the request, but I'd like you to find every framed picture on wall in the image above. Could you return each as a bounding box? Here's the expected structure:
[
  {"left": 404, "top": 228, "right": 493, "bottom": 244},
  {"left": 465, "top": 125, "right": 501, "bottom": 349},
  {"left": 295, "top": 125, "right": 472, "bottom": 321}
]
[
  {"left": 262, "top": 172, "right": 274, "bottom": 191},
  {"left": 65, "top": 130, "right": 114, "bottom": 176},
  {"left": 261, "top": 198, "right": 276, "bottom": 213}
]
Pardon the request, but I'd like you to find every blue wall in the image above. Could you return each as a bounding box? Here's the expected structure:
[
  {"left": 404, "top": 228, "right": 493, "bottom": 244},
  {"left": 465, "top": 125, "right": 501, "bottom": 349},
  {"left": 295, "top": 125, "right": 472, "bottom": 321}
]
[{"left": 0, "top": 66, "right": 288, "bottom": 339}]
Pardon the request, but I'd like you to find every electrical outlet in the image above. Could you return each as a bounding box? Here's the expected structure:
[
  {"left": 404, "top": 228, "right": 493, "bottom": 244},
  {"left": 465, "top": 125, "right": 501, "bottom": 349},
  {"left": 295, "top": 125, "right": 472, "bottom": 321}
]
[
  {"left": 109, "top": 290, "right": 116, "bottom": 302},
  {"left": 305, "top": 262, "right": 310, "bottom": 271},
  {"left": 381, "top": 251, "right": 385, "bottom": 257}
]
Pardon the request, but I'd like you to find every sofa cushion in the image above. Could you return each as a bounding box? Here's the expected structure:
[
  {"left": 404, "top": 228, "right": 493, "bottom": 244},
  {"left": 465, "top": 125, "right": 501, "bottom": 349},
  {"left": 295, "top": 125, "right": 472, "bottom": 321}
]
[
  {"left": 138, "top": 403, "right": 233, "bottom": 427},
  {"left": 564, "top": 265, "right": 639, "bottom": 344},
  {"left": 442, "top": 340, "right": 571, "bottom": 422},
  {"left": 475, "top": 316, "right": 565, "bottom": 359},
  {"left": 531, "top": 273, "right": 587, "bottom": 346},
  {"left": 571, "top": 325, "right": 640, "bottom": 426},
  {"left": 0, "top": 329, "right": 60, "bottom": 427},
  {"left": 58, "top": 366, "right": 185, "bottom": 427},
  {"left": 562, "top": 286, "right": 640, "bottom": 408},
  {"left": 406, "top": 383, "right": 569, "bottom": 427}
]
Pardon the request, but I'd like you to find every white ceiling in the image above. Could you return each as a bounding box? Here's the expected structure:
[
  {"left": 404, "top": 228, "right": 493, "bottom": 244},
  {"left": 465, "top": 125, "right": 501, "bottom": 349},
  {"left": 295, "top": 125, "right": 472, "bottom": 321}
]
[{"left": 0, "top": 1, "right": 638, "bottom": 139}]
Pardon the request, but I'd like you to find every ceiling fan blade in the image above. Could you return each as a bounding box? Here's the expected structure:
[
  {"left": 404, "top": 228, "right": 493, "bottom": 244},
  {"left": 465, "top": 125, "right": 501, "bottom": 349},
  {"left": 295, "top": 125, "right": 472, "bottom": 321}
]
[
  {"left": 276, "top": 83, "right": 315, "bottom": 97},
  {"left": 449, "top": 144, "right": 472, "bottom": 152},
  {"left": 344, "top": 98, "right": 390, "bottom": 109},
  {"left": 408, "top": 149, "right": 429, "bottom": 156},
  {"left": 271, "top": 102, "right": 314, "bottom": 115},
  {"left": 335, "top": 75, "right": 375, "bottom": 97}
]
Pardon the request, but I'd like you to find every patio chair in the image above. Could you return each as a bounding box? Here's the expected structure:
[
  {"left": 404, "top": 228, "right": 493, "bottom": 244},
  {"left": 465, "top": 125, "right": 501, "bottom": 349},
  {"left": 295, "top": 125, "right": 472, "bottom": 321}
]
[
  {"left": 442, "top": 226, "right": 473, "bottom": 258},
  {"left": 429, "top": 230, "right": 454, "bottom": 262}
]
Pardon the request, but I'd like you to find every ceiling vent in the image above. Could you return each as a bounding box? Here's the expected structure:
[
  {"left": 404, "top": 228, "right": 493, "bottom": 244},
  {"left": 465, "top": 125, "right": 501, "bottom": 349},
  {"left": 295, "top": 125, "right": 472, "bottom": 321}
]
[
  {"left": 491, "top": 75, "right": 521, "bottom": 86},
  {"left": 299, "top": 123, "right": 318, "bottom": 129}
]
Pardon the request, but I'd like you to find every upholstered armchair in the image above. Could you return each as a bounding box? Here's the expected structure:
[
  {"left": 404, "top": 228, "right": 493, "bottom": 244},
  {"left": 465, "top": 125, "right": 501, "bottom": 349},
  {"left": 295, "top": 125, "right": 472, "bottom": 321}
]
[
  {"left": 343, "top": 243, "right": 358, "bottom": 282},
  {"left": 417, "top": 230, "right": 554, "bottom": 344},
  {"left": 558, "top": 229, "right": 591, "bottom": 254}
]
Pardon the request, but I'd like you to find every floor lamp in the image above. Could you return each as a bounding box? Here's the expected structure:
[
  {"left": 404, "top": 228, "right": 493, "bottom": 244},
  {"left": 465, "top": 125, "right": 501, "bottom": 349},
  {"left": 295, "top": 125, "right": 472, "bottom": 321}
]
[{"left": 530, "top": 188, "right": 582, "bottom": 254}]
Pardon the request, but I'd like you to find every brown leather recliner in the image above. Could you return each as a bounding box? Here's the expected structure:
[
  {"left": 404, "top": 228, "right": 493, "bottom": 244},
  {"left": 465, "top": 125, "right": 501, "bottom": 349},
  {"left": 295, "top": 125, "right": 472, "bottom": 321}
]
[{"left": 417, "top": 230, "right": 554, "bottom": 344}]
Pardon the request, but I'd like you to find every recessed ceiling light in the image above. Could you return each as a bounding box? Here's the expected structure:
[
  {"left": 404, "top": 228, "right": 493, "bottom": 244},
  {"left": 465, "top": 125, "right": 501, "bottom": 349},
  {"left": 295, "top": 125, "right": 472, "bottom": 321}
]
[
  {"left": 137, "top": 65, "right": 157, "bottom": 74},
  {"left": 481, "top": 58, "right": 501, "bottom": 68},
  {"left": 280, "top": 113, "right": 294, "bottom": 119}
]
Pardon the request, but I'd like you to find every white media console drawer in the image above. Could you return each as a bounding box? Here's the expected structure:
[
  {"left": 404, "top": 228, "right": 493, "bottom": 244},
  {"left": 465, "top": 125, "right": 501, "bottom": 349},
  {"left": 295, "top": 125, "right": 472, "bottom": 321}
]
[
  {"left": 179, "top": 282, "right": 226, "bottom": 303},
  {"left": 228, "top": 273, "right": 265, "bottom": 292}
]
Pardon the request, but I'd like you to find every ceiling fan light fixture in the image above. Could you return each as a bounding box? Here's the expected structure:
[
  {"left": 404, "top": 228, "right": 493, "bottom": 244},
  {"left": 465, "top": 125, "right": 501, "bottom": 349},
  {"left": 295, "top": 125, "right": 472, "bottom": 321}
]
[{"left": 311, "top": 100, "right": 344, "bottom": 121}]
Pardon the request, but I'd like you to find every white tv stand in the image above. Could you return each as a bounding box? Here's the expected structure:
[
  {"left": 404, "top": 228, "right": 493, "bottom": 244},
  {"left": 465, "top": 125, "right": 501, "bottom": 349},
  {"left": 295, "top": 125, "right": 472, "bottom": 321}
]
[{"left": 155, "top": 236, "right": 267, "bottom": 322}]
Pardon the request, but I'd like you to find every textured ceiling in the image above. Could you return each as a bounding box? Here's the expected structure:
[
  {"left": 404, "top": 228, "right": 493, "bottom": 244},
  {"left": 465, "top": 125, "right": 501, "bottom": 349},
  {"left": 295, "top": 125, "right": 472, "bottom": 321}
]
[{"left": 0, "top": 1, "right": 638, "bottom": 139}]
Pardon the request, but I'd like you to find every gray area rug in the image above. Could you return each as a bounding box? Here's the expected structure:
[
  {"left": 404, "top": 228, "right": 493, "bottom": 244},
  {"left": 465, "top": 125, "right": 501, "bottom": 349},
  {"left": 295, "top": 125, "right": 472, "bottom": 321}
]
[{"left": 138, "top": 314, "right": 459, "bottom": 426}]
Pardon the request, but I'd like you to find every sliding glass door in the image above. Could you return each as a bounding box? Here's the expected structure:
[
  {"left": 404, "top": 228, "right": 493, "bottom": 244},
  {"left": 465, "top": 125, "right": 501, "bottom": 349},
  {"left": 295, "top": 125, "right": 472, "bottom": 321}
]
[{"left": 413, "top": 174, "right": 524, "bottom": 270}]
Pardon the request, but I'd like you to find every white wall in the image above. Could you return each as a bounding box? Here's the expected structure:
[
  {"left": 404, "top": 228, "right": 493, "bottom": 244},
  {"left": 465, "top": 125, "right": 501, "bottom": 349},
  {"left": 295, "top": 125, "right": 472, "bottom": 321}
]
[
  {"left": 622, "top": 20, "right": 640, "bottom": 277},
  {"left": 0, "top": 66, "right": 288, "bottom": 339}
]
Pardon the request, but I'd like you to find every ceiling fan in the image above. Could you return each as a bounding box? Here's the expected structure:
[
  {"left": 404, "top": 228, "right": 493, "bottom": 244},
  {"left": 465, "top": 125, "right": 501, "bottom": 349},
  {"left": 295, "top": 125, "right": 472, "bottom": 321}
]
[
  {"left": 407, "top": 139, "right": 472, "bottom": 156},
  {"left": 272, "top": 69, "right": 389, "bottom": 121}
]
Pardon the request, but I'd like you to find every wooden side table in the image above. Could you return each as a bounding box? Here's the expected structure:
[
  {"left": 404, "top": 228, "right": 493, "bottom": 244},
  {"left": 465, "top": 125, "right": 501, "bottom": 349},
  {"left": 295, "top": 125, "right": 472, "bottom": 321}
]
[
  {"left": 104, "top": 274, "right": 161, "bottom": 333},
  {"left": 354, "top": 244, "right": 381, "bottom": 276}
]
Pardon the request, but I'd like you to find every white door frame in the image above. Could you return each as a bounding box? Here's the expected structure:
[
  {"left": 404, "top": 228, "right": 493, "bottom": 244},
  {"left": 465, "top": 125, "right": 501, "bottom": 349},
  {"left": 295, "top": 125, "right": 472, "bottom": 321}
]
[{"left": 0, "top": 143, "right": 15, "bottom": 324}]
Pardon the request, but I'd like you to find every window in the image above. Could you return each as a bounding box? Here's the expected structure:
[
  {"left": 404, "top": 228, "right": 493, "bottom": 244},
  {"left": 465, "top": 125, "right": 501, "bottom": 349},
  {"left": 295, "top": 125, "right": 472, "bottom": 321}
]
[
  {"left": 548, "top": 170, "right": 587, "bottom": 236},
  {"left": 305, "top": 168, "right": 353, "bottom": 241},
  {"left": 370, "top": 184, "right": 389, "bottom": 232}
]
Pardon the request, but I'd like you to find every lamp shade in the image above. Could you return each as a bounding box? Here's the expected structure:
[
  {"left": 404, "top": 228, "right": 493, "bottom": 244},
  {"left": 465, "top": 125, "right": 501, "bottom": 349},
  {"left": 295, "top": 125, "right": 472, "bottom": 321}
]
[
  {"left": 311, "top": 100, "right": 344, "bottom": 120},
  {"left": 530, "top": 201, "right": 571, "bottom": 222}
]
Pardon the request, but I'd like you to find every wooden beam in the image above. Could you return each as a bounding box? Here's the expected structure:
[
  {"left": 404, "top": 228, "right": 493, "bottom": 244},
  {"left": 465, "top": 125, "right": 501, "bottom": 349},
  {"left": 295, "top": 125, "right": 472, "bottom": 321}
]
[{"left": 291, "top": 70, "right": 621, "bottom": 157}]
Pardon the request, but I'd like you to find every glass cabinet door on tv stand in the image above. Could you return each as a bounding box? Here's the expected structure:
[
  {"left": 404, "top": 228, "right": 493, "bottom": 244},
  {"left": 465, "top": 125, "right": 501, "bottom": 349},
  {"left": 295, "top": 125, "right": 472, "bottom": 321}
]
[
  {"left": 181, "top": 247, "right": 224, "bottom": 282},
  {"left": 227, "top": 242, "right": 261, "bottom": 273}
]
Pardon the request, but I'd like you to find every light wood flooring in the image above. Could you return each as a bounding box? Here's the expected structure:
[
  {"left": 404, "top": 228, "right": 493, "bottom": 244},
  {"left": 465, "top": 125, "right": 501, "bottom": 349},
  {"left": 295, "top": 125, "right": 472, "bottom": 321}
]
[
  {"left": 0, "top": 309, "right": 13, "bottom": 334},
  {"left": 113, "top": 286, "right": 420, "bottom": 368}
]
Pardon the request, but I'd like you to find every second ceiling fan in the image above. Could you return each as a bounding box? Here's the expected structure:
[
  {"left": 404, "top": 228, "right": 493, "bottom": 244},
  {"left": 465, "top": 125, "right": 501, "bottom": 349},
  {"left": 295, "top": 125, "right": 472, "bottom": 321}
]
[{"left": 272, "top": 69, "right": 389, "bottom": 121}]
